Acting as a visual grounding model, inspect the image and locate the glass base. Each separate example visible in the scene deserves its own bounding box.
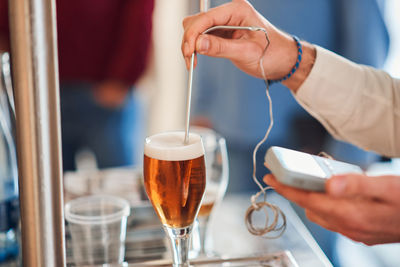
[163,225,193,267]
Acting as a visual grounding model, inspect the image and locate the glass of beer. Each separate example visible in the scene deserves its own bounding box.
[190,127,229,257]
[143,131,206,267]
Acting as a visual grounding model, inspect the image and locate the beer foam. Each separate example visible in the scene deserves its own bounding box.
[144,131,204,161]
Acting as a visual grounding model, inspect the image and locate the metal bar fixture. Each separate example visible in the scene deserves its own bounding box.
[8,0,66,266]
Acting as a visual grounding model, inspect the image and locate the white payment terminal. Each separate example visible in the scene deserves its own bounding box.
[265,146,363,191]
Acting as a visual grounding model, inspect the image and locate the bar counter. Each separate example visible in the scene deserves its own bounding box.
[64,169,333,267]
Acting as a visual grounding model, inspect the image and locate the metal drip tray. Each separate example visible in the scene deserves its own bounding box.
[128,251,298,266]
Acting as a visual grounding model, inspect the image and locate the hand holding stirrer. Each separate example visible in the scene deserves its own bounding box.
[183,24,286,238]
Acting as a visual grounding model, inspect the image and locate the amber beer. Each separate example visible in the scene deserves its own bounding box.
[198,184,219,217]
[144,132,206,228]
[198,201,214,217]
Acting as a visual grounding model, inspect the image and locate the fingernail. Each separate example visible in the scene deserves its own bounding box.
[197,36,210,54]
[329,176,347,196]
[183,42,189,56]
[185,57,190,69]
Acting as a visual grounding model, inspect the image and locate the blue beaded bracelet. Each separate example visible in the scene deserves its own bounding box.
[268,35,302,85]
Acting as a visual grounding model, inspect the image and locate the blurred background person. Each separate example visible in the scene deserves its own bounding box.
[191,0,389,265]
[0,0,154,171]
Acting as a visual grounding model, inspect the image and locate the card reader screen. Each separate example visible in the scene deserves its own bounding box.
[277,148,328,178]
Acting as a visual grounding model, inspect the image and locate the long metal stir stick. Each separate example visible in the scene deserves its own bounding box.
[183,0,208,145]
[184,53,195,144]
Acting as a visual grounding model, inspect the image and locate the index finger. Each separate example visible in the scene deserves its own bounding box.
[181,0,252,58]
[263,174,347,215]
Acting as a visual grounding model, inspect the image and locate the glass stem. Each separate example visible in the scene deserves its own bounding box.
[197,216,210,255]
[164,225,193,267]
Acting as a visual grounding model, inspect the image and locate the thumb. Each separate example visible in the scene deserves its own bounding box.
[196,34,257,61]
[327,174,400,200]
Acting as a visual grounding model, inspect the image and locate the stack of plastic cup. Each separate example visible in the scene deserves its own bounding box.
[65,195,130,266]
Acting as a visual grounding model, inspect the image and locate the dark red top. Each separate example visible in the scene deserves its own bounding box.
[0,0,154,86]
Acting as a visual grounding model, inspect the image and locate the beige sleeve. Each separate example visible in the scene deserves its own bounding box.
[294,46,400,158]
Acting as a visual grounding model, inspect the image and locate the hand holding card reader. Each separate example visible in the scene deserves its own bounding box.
[265,146,363,191]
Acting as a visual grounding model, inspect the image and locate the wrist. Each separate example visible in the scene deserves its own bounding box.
[262,31,297,80]
[268,36,302,85]
[282,41,316,92]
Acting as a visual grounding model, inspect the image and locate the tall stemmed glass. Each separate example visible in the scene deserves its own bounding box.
[191,127,229,257]
[143,131,206,267]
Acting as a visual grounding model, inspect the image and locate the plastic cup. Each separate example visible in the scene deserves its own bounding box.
[65,195,130,266]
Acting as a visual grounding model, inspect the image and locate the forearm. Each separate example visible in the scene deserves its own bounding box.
[295,46,400,157]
